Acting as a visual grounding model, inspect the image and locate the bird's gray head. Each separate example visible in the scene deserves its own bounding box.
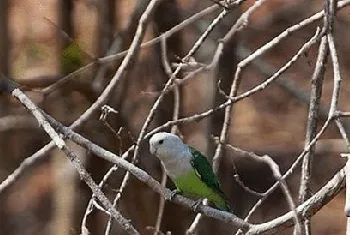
[149,132,187,160]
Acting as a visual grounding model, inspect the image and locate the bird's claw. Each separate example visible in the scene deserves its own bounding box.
[168,189,181,201]
[190,199,202,212]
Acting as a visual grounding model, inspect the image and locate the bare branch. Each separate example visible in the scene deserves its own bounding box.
[42,4,221,95]
[152,36,181,235]
[147,28,321,137]
[44,112,252,230]
[0,0,164,195]
[132,6,229,169]
[185,199,208,235]
[327,33,342,117]
[336,119,350,150]
[246,165,345,235]
[46,113,350,234]
[297,35,329,235]
[3,1,350,234]
[212,0,270,173]
[6,82,138,235]
[342,154,350,217]
[261,155,301,235]
[344,154,350,235]
[237,116,334,232]
[81,146,133,234]
[224,145,300,235]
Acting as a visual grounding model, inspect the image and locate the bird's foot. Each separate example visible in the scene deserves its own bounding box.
[190,199,203,212]
[168,189,181,201]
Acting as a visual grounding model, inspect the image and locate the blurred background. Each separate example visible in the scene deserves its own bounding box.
[0,0,350,234]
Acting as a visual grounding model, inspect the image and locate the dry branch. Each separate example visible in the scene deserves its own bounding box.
[0,79,138,235]
[0,0,163,194]
[297,35,329,235]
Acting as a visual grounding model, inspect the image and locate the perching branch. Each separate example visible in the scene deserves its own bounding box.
[0,78,139,235]
[42,104,346,234]
[0,0,164,195]
[2,1,350,234]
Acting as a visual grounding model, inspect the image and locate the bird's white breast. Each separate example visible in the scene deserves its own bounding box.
[159,149,193,179]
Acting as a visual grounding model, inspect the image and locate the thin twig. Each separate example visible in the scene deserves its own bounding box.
[219,144,269,197]
[46,110,347,234]
[261,155,302,235]
[327,34,342,117]
[136,9,229,233]
[185,199,208,235]
[224,144,301,234]
[42,4,220,95]
[233,174,265,197]
[336,119,350,150]
[132,7,229,172]
[103,151,134,235]
[147,28,321,138]
[44,114,253,231]
[296,35,329,235]
[0,0,163,195]
[212,0,270,173]
[152,36,182,235]
[2,0,350,198]
[8,83,138,235]
[235,117,334,235]
[81,146,133,235]
[343,154,350,235]
[246,164,345,235]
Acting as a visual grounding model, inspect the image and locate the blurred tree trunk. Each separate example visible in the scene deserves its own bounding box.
[0,3,11,235]
[0,0,10,153]
[96,0,116,56]
[60,0,74,49]
[0,0,9,76]
[93,0,150,102]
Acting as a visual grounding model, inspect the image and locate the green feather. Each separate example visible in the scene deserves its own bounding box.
[60,43,84,74]
[188,146,231,211]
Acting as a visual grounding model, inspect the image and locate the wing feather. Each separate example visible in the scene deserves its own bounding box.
[188,146,225,196]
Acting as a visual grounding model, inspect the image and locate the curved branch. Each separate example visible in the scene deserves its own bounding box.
[247,166,345,234]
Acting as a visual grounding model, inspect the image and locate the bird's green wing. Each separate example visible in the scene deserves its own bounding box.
[188,145,225,196]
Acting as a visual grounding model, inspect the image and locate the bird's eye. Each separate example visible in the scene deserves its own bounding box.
[158,139,164,144]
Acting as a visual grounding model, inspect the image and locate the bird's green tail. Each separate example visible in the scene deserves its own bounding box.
[213,197,231,212]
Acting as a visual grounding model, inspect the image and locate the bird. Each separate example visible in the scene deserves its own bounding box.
[149,132,231,211]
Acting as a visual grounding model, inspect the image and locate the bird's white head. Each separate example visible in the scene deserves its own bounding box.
[149,132,187,161]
